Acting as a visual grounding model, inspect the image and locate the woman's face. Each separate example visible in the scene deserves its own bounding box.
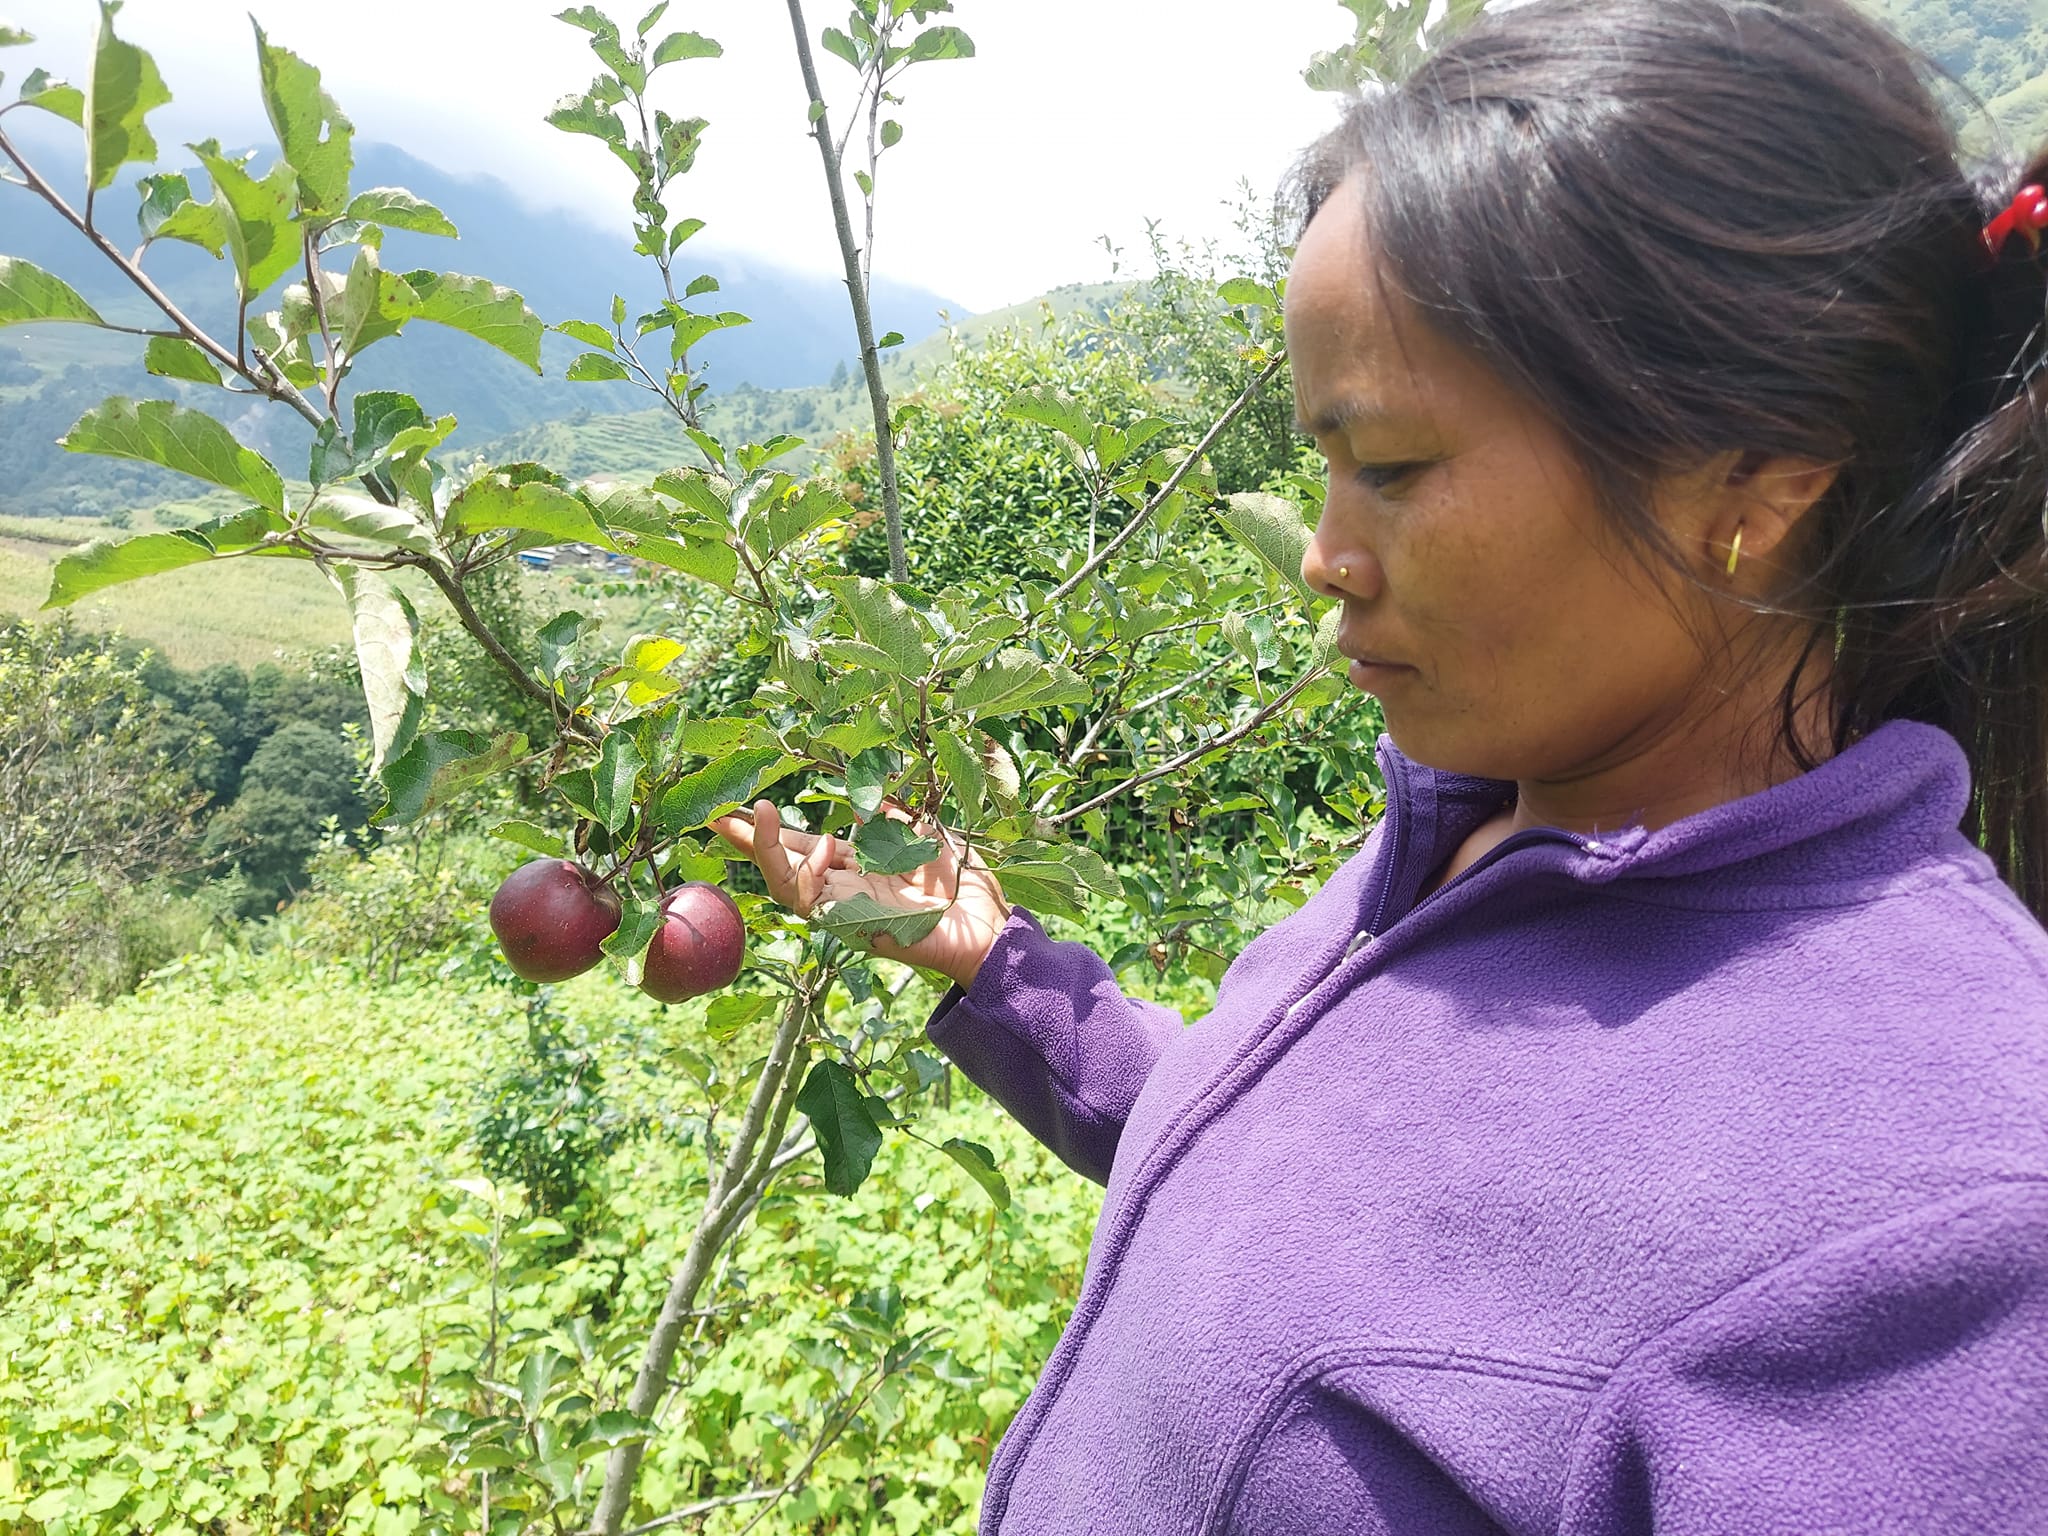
[1288,176,1729,786]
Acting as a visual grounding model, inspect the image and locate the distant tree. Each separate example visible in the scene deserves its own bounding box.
[829,357,851,390]
[0,623,207,1001]
[203,720,367,914]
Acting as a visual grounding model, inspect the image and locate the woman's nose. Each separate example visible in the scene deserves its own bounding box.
[1302,535,1378,602]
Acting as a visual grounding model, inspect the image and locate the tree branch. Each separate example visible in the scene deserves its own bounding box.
[1049,664,1327,827]
[586,986,818,1536]
[1041,353,1286,609]
[785,0,908,583]
[0,125,325,428]
[403,555,567,727]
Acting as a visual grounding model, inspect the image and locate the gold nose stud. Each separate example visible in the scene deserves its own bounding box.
[1339,565,1351,580]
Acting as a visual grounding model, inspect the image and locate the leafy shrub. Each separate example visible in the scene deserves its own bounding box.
[474,1000,641,1221]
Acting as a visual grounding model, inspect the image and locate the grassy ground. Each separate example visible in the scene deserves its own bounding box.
[1,944,1105,1534]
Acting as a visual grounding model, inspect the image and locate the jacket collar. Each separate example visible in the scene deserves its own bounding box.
[1371,718,1978,916]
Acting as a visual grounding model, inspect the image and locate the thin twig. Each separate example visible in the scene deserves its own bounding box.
[618,1488,781,1536]
[1040,353,1286,608]
[785,0,908,582]
[1049,665,1327,827]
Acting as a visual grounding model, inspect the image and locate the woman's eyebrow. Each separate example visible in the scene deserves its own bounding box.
[1295,397,1408,436]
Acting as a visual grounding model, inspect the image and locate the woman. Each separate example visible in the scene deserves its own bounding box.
[716,0,2048,1529]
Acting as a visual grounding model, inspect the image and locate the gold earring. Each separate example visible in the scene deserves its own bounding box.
[1725,527,1743,578]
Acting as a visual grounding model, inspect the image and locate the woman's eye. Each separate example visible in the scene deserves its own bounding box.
[1355,462,1424,493]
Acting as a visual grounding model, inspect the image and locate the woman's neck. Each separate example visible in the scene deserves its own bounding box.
[1509,647,1839,839]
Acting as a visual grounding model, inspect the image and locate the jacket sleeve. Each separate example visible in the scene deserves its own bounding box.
[923,906,1185,1185]
[1557,1180,2048,1536]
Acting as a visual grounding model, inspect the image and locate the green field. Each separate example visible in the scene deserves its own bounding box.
[1,945,1105,1533]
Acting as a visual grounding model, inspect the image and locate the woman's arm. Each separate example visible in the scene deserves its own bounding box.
[925,906,1184,1186]
[712,800,1182,1184]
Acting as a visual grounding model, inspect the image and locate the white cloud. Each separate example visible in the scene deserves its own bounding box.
[4,0,1352,311]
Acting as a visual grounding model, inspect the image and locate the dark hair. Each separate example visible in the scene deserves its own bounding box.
[1289,0,2048,920]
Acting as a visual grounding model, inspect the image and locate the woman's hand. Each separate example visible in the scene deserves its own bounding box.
[711,800,1012,990]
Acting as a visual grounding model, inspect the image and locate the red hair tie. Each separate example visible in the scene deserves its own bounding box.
[1983,183,2048,263]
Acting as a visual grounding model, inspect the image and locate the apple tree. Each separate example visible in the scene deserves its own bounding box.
[0,0,1471,1527]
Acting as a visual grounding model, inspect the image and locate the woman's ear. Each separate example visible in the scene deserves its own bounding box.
[1704,449,1840,576]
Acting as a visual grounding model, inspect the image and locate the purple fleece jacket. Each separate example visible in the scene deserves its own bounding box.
[923,719,2048,1535]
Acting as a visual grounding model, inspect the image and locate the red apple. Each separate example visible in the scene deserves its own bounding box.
[489,858,621,982]
[640,882,746,1003]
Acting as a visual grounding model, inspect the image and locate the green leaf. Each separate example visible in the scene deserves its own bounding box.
[140,334,222,385]
[905,24,973,61]
[851,817,939,876]
[303,490,436,553]
[767,483,848,552]
[939,1137,1010,1209]
[1217,277,1280,308]
[84,1,170,191]
[652,748,797,836]
[675,717,757,756]
[310,389,431,486]
[44,527,213,607]
[377,729,526,824]
[636,1,670,35]
[844,745,892,819]
[577,1411,656,1453]
[16,66,82,124]
[448,475,608,544]
[1216,492,1315,599]
[0,257,104,327]
[135,171,191,237]
[669,216,706,252]
[650,30,720,65]
[601,895,662,979]
[822,576,932,676]
[60,398,285,510]
[1002,383,1093,446]
[554,318,615,351]
[556,5,618,38]
[490,820,566,858]
[566,351,632,382]
[794,1061,884,1197]
[401,270,544,373]
[0,26,33,46]
[343,186,456,237]
[821,27,861,68]
[253,22,353,214]
[326,245,422,358]
[853,169,874,198]
[810,892,943,951]
[188,139,299,301]
[703,992,772,1043]
[146,191,230,256]
[950,647,1090,719]
[327,565,424,771]
[880,118,902,148]
[593,730,642,834]
[991,841,1121,921]
[932,731,986,823]
[547,87,627,148]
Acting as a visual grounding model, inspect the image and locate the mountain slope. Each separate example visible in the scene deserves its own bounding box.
[0,135,963,516]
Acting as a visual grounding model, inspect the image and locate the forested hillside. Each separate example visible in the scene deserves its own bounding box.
[1865,0,2048,138]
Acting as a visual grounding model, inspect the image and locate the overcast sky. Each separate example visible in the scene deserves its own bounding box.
[5,0,1360,312]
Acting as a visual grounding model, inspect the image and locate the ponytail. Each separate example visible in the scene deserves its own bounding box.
[1833,151,2048,917]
